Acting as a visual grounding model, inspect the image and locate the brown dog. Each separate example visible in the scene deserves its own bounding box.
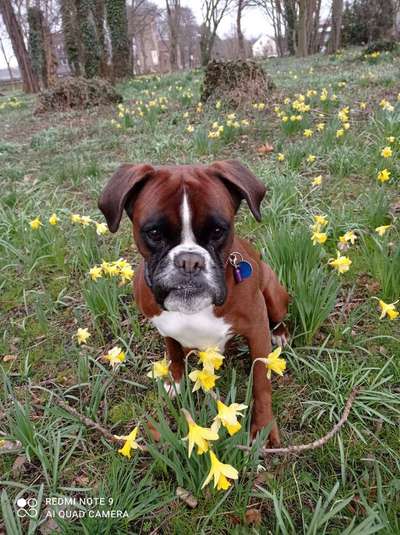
[99,160,289,445]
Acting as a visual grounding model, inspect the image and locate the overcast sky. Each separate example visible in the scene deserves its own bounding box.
[0,1,272,69]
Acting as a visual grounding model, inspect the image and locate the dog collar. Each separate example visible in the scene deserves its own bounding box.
[228,252,253,283]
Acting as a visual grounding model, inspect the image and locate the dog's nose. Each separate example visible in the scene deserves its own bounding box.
[174,252,205,274]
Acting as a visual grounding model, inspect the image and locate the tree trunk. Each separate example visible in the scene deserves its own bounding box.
[0,0,40,93]
[328,0,343,54]
[95,0,108,77]
[166,0,180,71]
[105,0,131,79]
[297,0,308,56]
[237,0,245,59]
[75,0,101,78]
[61,0,81,75]
[283,0,296,55]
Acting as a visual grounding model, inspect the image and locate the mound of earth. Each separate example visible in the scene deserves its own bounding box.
[35,77,122,113]
[201,59,274,106]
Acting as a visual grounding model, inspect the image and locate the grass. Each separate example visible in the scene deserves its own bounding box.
[0,47,399,533]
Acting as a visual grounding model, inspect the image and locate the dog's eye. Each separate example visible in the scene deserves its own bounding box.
[146,228,162,241]
[211,226,224,239]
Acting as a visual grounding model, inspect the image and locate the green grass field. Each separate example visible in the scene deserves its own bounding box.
[1,48,399,534]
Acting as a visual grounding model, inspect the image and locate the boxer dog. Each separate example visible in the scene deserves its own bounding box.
[99,160,289,445]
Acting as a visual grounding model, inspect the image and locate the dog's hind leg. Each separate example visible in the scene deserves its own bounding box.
[260,262,290,347]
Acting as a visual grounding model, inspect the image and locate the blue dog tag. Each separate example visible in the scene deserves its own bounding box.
[239,260,253,279]
[234,260,253,282]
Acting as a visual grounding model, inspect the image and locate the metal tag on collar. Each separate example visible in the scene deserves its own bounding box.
[228,252,253,283]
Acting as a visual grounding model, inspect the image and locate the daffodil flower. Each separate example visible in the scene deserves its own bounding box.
[377,169,391,183]
[76,327,91,345]
[312,175,323,186]
[264,347,286,379]
[117,427,139,458]
[89,266,103,281]
[103,346,126,368]
[381,147,392,158]
[147,357,169,379]
[201,451,238,491]
[189,368,219,392]
[375,225,391,236]
[198,347,224,371]
[339,231,357,245]
[181,409,219,457]
[30,217,42,230]
[96,222,108,235]
[328,251,352,274]
[49,213,58,225]
[377,299,399,320]
[307,154,316,163]
[101,260,120,276]
[119,264,134,283]
[71,214,82,223]
[311,232,327,245]
[277,153,285,161]
[212,400,247,436]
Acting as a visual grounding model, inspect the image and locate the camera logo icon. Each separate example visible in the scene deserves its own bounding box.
[16,497,38,518]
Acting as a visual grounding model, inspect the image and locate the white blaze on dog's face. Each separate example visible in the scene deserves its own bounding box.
[98,161,266,314]
[163,192,217,313]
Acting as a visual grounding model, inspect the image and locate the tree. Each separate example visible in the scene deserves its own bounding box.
[165,0,181,71]
[200,0,234,66]
[28,6,57,88]
[105,0,131,78]
[236,0,246,58]
[342,0,394,46]
[0,0,39,92]
[75,0,102,78]
[61,0,81,75]
[328,0,343,53]
[253,0,287,56]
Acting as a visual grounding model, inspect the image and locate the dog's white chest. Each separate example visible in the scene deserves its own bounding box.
[151,306,232,351]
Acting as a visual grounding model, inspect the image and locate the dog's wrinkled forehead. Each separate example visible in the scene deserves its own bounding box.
[133,166,236,230]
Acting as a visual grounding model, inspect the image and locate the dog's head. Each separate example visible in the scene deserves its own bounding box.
[98,161,266,313]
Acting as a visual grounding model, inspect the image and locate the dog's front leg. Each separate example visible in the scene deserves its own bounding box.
[248,330,281,447]
[164,337,185,397]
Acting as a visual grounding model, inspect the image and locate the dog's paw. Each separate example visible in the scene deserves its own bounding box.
[162,380,181,399]
[271,324,289,347]
[250,421,281,448]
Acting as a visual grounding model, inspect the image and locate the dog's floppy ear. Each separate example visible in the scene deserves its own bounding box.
[209,160,266,221]
[98,164,154,232]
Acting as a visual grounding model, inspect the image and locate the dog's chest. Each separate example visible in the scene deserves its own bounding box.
[151,307,232,351]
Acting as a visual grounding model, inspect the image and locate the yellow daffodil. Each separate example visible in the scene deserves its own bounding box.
[312,175,323,186]
[387,136,395,144]
[360,102,367,110]
[189,368,219,392]
[304,129,313,138]
[375,224,391,236]
[381,147,392,158]
[201,451,238,491]
[198,347,224,371]
[264,347,286,379]
[215,100,221,109]
[316,122,325,131]
[119,264,134,283]
[181,409,219,457]
[311,215,328,231]
[277,153,285,161]
[118,427,139,458]
[377,169,391,183]
[339,230,357,245]
[212,400,247,436]
[307,154,316,163]
[80,216,92,226]
[96,222,108,235]
[89,265,103,281]
[328,251,352,274]
[101,260,120,276]
[336,128,344,138]
[186,125,194,133]
[30,217,42,230]
[76,327,91,345]
[103,346,126,368]
[49,213,58,225]
[147,357,169,379]
[377,299,399,320]
[311,232,328,245]
[71,214,82,223]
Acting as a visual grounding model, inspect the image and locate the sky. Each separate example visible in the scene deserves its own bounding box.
[0,1,271,70]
